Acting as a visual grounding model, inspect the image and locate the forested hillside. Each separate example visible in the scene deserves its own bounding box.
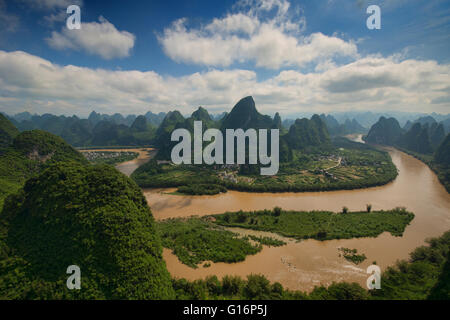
[0,114,19,154]
[0,117,88,208]
[0,162,174,299]
[364,116,449,192]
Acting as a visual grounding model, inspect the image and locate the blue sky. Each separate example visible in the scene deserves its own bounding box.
[0,0,449,117]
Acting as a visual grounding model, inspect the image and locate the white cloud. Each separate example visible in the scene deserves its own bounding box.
[158,0,357,69]
[46,16,135,60]
[0,50,449,117]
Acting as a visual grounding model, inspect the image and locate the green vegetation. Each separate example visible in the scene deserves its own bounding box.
[247,235,286,247]
[397,134,450,193]
[338,248,367,265]
[172,230,450,300]
[133,137,398,193]
[177,184,227,195]
[433,134,450,192]
[155,206,413,269]
[213,207,414,240]
[365,116,449,193]
[156,218,262,268]
[371,230,450,300]
[82,151,139,165]
[0,113,19,154]
[12,112,157,147]
[172,274,309,300]
[0,128,87,209]
[0,162,174,299]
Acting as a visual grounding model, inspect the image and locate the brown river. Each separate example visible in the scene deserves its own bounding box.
[113,140,450,292]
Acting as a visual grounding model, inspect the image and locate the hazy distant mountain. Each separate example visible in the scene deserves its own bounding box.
[131,115,149,132]
[282,119,295,129]
[60,119,93,147]
[320,114,340,134]
[211,112,227,121]
[13,111,33,122]
[364,117,403,145]
[404,116,437,131]
[144,111,166,127]
[319,114,366,136]
[88,111,103,126]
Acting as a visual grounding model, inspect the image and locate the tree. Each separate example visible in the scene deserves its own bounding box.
[273,206,282,217]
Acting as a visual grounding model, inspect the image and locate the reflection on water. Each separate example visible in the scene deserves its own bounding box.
[115,141,450,292]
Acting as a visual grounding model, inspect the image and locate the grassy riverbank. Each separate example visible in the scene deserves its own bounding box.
[157,218,264,268]
[132,140,398,194]
[157,207,414,269]
[213,207,414,240]
[172,230,450,300]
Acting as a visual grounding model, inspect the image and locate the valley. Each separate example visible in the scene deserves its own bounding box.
[1,103,449,299]
[107,140,450,292]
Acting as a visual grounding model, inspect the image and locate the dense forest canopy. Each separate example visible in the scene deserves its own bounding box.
[0,162,174,299]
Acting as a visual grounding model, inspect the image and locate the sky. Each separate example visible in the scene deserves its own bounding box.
[0,0,449,117]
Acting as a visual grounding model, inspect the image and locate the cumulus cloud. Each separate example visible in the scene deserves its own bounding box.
[158,0,357,69]
[0,50,449,117]
[46,16,135,60]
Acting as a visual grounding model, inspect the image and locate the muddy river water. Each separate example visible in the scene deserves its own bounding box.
[114,141,450,292]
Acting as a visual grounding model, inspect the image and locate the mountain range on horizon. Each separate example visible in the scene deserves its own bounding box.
[2,96,450,151]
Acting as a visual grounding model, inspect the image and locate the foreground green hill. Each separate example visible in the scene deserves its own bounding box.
[0,125,88,208]
[0,162,174,299]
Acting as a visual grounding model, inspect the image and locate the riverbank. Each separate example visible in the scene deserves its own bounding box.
[132,139,398,194]
[110,145,450,292]
[142,148,450,291]
[395,146,449,193]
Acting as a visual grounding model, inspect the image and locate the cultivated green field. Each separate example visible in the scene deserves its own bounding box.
[133,139,398,193]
